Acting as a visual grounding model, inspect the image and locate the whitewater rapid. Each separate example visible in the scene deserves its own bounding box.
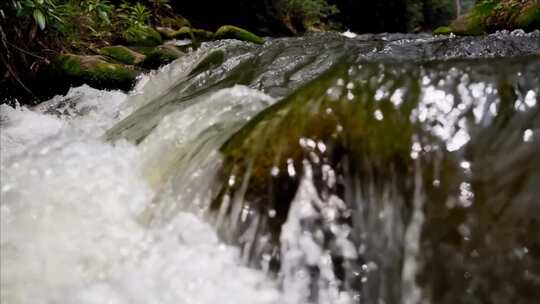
[0,80,280,303]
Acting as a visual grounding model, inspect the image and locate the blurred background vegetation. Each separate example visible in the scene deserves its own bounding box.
[1,0,537,103]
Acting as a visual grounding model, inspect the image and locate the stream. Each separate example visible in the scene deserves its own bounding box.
[1,31,540,304]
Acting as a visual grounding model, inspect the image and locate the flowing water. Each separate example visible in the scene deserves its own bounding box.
[1,31,540,304]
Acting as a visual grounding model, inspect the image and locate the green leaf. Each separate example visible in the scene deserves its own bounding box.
[34,9,46,30]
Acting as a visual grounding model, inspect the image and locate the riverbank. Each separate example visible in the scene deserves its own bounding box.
[435,0,540,35]
[0,1,270,105]
[1,0,538,105]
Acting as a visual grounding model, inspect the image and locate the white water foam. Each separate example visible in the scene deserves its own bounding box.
[0,83,280,303]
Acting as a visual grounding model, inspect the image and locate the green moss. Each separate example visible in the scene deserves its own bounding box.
[123,26,163,46]
[192,28,215,40]
[139,45,184,69]
[99,46,145,65]
[172,27,214,40]
[434,26,453,34]
[155,26,178,39]
[53,54,139,90]
[172,26,194,39]
[442,0,540,34]
[516,2,540,29]
[215,25,265,44]
[449,12,488,35]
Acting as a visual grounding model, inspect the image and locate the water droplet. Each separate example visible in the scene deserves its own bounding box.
[524,91,537,107]
[458,223,471,240]
[271,166,280,176]
[460,161,471,170]
[523,129,533,142]
[390,89,404,107]
[228,175,236,186]
[317,141,327,153]
[287,159,296,177]
[374,110,384,121]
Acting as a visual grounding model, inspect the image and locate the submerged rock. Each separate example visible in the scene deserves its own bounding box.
[210,57,540,303]
[50,54,139,91]
[215,25,265,44]
[99,46,146,65]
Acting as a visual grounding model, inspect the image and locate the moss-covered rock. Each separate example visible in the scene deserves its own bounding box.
[123,26,163,46]
[99,46,146,65]
[171,26,194,39]
[192,28,215,40]
[51,54,139,91]
[516,2,540,30]
[442,0,496,36]
[448,13,488,35]
[155,26,178,39]
[434,26,453,35]
[139,45,184,69]
[210,62,418,257]
[215,25,265,44]
[171,27,214,40]
[439,0,540,35]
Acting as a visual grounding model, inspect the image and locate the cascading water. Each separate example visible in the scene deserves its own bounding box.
[1,31,540,304]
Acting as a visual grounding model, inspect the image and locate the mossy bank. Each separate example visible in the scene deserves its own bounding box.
[435,0,540,35]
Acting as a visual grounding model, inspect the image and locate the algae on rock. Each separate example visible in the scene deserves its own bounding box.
[436,0,540,35]
[139,45,185,69]
[156,26,179,39]
[99,46,146,65]
[51,54,139,91]
[123,26,163,46]
[215,25,265,44]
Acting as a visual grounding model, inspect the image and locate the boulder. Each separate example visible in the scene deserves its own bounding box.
[192,28,215,40]
[433,26,453,35]
[156,26,178,39]
[172,27,214,40]
[122,26,163,46]
[99,46,146,65]
[51,54,139,91]
[139,45,184,69]
[214,25,265,44]
[172,26,194,39]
